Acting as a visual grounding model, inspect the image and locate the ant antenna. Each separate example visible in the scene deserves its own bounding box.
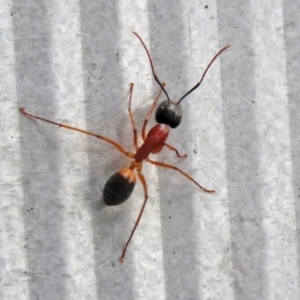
[177,45,230,104]
[132,31,170,102]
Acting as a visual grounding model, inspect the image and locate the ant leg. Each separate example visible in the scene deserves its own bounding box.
[164,143,187,158]
[20,108,135,159]
[146,158,215,194]
[119,171,148,263]
[141,83,166,141]
[127,83,139,150]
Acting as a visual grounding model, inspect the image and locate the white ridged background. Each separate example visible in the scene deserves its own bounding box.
[1,0,299,299]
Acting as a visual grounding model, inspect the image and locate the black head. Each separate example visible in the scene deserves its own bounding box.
[155,100,182,128]
[132,32,230,129]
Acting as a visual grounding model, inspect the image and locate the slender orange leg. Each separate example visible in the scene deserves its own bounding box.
[146,158,215,194]
[119,171,149,263]
[163,143,187,158]
[127,83,139,150]
[141,83,166,141]
[19,108,135,159]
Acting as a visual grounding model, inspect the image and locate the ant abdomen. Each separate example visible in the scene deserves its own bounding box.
[155,100,183,129]
[103,168,136,206]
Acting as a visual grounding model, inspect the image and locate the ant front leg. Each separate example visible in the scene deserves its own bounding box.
[127,83,139,150]
[163,142,187,158]
[141,83,166,141]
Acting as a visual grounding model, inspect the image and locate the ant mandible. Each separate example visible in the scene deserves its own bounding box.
[20,31,229,263]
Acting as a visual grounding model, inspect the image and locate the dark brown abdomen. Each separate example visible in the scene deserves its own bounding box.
[103,168,136,206]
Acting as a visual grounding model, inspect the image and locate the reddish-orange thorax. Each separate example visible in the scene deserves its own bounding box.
[134,124,169,162]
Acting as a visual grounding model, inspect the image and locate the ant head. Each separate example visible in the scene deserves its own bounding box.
[155,100,182,128]
[154,44,230,129]
[132,31,230,129]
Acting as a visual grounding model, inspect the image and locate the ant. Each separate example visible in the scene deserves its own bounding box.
[20,32,229,263]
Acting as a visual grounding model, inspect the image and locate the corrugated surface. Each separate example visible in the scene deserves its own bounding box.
[0,0,299,299]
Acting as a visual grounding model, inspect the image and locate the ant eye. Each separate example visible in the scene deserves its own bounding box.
[155,100,182,128]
